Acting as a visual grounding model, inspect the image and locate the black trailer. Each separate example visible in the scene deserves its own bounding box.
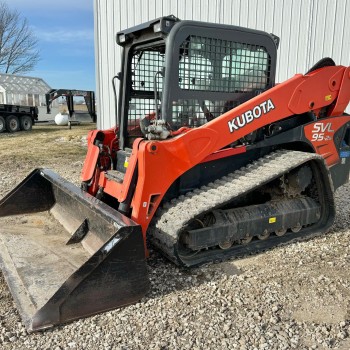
[0,104,38,133]
[45,89,97,129]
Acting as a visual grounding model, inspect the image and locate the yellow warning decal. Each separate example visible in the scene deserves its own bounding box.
[325,95,332,101]
[124,157,129,168]
[269,217,276,224]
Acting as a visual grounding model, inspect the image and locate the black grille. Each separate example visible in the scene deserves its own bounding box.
[170,98,251,128]
[170,36,270,129]
[179,36,270,93]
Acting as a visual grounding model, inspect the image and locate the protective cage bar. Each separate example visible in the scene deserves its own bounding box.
[127,34,271,136]
[0,169,149,331]
[128,49,165,136]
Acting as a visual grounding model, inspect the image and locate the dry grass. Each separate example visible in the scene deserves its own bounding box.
[59,103,89,113]
[0,123,96,193]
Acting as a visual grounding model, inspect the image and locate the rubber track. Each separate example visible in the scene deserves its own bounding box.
[149,150,326,266]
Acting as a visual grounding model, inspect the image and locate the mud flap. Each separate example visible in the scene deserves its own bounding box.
[0,169,150,331]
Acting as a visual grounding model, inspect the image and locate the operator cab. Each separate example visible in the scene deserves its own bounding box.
[116,16,278,148]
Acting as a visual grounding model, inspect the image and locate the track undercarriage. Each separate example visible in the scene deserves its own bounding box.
[150,150,335,267]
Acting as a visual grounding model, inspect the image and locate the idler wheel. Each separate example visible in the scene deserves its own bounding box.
[258,230,270,240]
[275,228,287,237]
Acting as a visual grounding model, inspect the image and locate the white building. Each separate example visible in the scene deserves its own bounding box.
[94,0,350,129]
[0,73,51,106]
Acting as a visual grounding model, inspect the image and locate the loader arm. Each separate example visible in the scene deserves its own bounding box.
[129,66,350,232]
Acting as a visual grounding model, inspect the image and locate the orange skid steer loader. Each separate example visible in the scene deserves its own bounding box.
[0,16,350,331]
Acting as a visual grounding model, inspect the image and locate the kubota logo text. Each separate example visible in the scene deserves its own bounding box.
[228,99,275,133]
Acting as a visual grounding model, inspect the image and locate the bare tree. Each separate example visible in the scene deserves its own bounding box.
[0,1,40,74]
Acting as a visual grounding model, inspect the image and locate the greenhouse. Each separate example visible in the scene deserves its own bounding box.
[0,73,51,106]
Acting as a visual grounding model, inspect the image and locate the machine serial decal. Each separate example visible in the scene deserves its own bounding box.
[228,99,275,133]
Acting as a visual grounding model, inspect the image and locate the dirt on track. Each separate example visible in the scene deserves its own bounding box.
[0,124,350,350]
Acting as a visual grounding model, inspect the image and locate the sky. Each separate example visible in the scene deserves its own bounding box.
[4,0,95,91]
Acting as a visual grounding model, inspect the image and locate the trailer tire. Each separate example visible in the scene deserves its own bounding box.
[6,115,20,133]
[0,116,5,133]
[20,115,33,131]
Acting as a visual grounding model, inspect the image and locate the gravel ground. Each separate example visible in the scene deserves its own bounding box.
[0,125,350,349]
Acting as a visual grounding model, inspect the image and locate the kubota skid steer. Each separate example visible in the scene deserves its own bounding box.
[0,16,350,331]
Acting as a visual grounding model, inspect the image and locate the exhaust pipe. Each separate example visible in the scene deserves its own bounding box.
[0,169,149,331]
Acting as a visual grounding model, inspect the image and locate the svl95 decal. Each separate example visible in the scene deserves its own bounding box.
[310,122,334,141]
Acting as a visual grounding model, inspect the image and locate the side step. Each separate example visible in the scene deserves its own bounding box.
[0,169,149,331]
